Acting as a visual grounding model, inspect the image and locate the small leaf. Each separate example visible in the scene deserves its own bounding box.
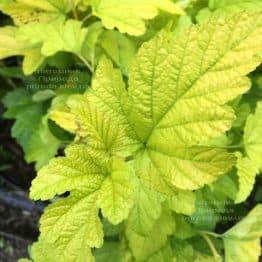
[32,89,56,102]
[48,119,75,142]
[18,20,89,56]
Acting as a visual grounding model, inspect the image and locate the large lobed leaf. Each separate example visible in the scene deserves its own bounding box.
[30,144,136,260]
[128,11,262,192]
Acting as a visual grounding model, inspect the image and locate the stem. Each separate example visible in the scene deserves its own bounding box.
[222,143,243,149]
[70,0,79,20]
[200,233,221,261]
[82,13,93,24]
[5,78,16,88]
[0,164,11,171]
[202,143,243,150]
[199,230,222,239]
[78,55,93,72]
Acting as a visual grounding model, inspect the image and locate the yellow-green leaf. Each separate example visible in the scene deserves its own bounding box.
[89,0,184,36]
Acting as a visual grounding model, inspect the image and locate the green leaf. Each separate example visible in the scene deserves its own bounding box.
[32,89,56,102]
[48,119,75,142]
[172,240,195,262]
[172,237,221,262]
[244,102,262,169]
[167,190,196,215]
[2,88,59,168]
[81,22,104,67]
[89,0,184,36]
[26,116,60,170]
[223,205,262,262]
[0,66,23,78]
[173,214,196,240]
[211,174,237,201]
[94,242,132,262]
[102,219,122,237]
[232,102,251,128]
[99,30,137,75]
[191,185,228,230]
[126,210,175,261]
[147,244,173,262]
[235,154,258,203]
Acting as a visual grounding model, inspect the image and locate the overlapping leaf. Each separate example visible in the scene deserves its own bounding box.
[17,19,89,57]
[126,210,175,261]
[88,0,184,35]
[235,154,258,203]
[2,89,60,169]
[223,204,262,262]
[0,26,45,74]
[244,102,262,169]
[235,102,262,203]
[0,0,70,25]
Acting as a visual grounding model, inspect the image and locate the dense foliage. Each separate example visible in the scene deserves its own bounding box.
[0,0,262,261]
